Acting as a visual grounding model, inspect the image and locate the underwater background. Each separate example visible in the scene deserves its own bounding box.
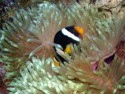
[0,0,125,94]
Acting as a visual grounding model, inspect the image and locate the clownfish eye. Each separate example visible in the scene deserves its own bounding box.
[53,25,84,65]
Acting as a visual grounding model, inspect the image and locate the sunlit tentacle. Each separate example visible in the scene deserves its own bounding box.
[29,41,63,58]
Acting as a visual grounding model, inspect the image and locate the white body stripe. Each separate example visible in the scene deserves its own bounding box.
[61,28,80,41]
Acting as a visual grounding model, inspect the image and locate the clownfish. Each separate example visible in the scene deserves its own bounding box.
[53,26,84,66]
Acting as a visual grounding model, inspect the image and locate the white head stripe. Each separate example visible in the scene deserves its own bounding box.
[61,28,80,41]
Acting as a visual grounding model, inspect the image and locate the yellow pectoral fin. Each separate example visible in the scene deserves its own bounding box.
[64,45,72,55]
[53,58,60,67]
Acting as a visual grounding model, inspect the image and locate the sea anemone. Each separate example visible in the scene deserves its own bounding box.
[8,57,85,94]
[0,1,68,81]
[0,0,125,94]
[80,14,125,62]
[64,2,125,63]
[8,55,125,94]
